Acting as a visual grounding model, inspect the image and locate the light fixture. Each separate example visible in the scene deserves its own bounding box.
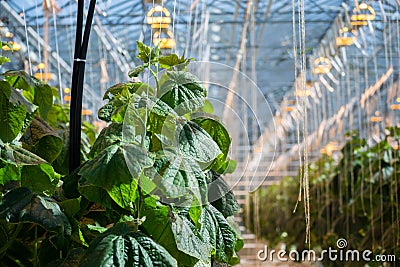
[2,41,21,51]
[391,98,400,110]
[34,72,53,81]
[320,141,340,156]
[146,5,172,29]
[37,62,46,70]
[5,32,14,38]
[294,89,311,97]
[144,0,163,3]
[285,98,296,112]
[64,95,71,102]
[351,3,375,27]
[313,57,332,74]
[370,111,383,122]
[336,27,357,47]
[64,87,71,94]
[153,30,176,49]
[82,109,93,116]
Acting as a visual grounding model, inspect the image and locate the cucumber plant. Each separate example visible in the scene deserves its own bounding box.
[0,42,243,266]
[246,129,400,263]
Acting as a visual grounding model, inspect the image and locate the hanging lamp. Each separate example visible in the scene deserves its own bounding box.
[313,57,332,74]
[336,26,357,47]
[370,111,383,122]
[391,98,400,110]
[320,141,340,156]
[285,98,296,112]
[146,5,172,28]
[153,30,176,49]
[351,3,375,27]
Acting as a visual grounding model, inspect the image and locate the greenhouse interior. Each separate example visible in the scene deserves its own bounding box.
[0,0,399,266]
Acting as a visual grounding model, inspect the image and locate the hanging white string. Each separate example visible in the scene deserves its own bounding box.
[67,0,75,68]
[185,3,193,56]
[292,0,303,212]
[299,0,310,245]
[52,5,63,104]
[394,0,400,248]
[23,6,33,75]
[35,0,42,77]
[171,0,177,53]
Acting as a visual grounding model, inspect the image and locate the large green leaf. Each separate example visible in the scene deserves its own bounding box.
[172,210,213,263]
[192,118,231,160]
[9,85,37,114]
[58,197,89,247]
[3,70,53,119]
[158,71,207,115]
[159,54,191,70]
[53,128,92,175]
[79,222,177,267]
[79,144,131,189]
[177,120,221,164]
[0,187,71,236]
[103,82,153,100]
[78,178,115,210]
[21,164,59,195]
[140,198,212,266]
[147,151,208,204]
[0,161,21,186]
[21,117,62,162]
[201,206,243,264]
[192,118,234,173]
[0,56,10,66]
[107,179,139,210]
[46,104,69,128]
[3,70,36,93]
[89,123,123,158]
[136,41,159,64]
[79,143,154,190]
[33,83,53,119]
[135,95,177,135]
[1,144,47,165]
[98,103,113,122]
[0,81,28,142]
[0,80,12,99]
[206,171,239,218]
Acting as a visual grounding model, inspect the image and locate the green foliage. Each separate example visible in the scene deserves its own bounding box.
[246,130,400,265]
[0,80,36,142]
[0,56,10,66]
[0,44,241,266]
[0,187,71,237]
[79,222,177,267]
[158,71,207,116]
[3,70,53,120]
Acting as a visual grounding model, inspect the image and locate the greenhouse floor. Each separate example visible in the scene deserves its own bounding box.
[234,188,317,267]
[237,228,320,266]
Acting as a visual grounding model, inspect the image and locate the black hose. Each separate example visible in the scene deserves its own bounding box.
[69,0,97,174]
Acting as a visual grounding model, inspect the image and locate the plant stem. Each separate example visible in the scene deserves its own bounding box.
[0,223,22,255]
[5,254,25,267]
[33,225,38,267]
[136,177,142,222]
[149,66,160,92]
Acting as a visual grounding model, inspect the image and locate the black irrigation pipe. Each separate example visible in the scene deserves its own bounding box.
[69,0,97,174]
